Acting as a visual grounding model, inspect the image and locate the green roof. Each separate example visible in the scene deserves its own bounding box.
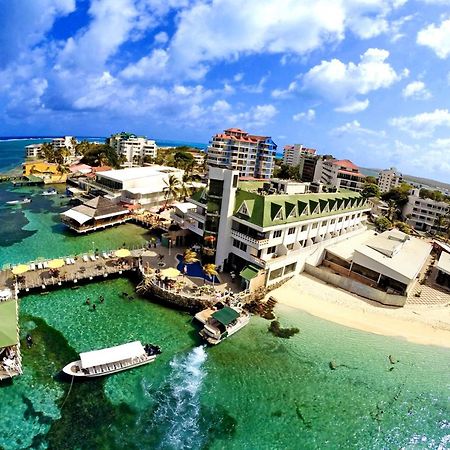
[190,188,207,204]
[233,189,367,228]
[0,300,18,347]
[240,265,260,281]
[212,307,240,326]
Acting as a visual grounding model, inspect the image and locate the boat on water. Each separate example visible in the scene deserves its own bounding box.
[62,341,161,378]
[41,188,57,196]
[196,306,250,345]
[6,197,32,205]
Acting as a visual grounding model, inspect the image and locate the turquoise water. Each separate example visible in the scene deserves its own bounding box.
[0,157,449,448]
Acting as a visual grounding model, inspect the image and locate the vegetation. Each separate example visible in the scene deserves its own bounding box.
[273,163,302,181]
[419,188,450,203]
[40,142,71,165]
[153,146,204,174]
[361,183,380,199]
[181,249,198,266]
[393,221,412,234]
[374,216,392,232]
[364,176,377,184]
[163,174,182,207]
[268,320,299,339]
[80,143,119,168]
[202,263,218,285]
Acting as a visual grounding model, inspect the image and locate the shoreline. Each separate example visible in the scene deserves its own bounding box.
[270,273,450,349]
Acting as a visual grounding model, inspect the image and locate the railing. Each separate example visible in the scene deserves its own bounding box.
[230,229,269,246]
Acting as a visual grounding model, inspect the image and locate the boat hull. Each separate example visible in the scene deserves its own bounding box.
[200,315,250,345]
[62,356,157,378]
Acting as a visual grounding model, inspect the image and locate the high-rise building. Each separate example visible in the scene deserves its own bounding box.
[52,136,76,154]
[282,144,316,166]
[378,168,403,193]
[314,158,365,192]
[108,132,157,167]
[206,128,277,179]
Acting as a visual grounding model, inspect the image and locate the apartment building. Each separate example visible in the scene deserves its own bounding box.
[183,167,369,288]
[206,128,277,179]
[314,158,365,192]
[282,144,316,166]
[108,132,157,167]
[52,136,76,153]
[403,189,450,233]
[25,144,43,158]
[378,168,402,193]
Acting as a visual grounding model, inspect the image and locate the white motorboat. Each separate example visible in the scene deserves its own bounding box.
[62,341,161,378]
[41,188,57,196]
[198,306,250,345]
[6,197,32,205]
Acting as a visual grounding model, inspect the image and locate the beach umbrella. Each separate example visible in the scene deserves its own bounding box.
[12,264,29,275]
[142,250,157,257]
[160,267,181,279]
[47,259,65,269]
[115,249,131,258]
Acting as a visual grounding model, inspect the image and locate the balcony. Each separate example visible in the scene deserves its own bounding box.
[186,210,206,223]
[230,229,269,248]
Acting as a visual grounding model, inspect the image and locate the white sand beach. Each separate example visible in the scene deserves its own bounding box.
[270,273,450,349]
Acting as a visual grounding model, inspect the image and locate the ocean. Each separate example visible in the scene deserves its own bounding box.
[0,140,449,449]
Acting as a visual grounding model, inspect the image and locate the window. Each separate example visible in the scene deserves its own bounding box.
[232,239,247,252]
[267,246,276,254]
[284,262,296,275]
[288,227,296,235]
[312,222,318,229]
[287,243,294,250]
[273,230,282,238]
[338,217,343,223]
[301,224,308,232]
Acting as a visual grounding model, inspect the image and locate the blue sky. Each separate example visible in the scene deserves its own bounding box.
[1,0,450,181]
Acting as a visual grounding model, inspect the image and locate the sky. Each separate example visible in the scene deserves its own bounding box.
[0,0,450,181]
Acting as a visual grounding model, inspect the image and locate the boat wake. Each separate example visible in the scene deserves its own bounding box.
[152,346,208,450]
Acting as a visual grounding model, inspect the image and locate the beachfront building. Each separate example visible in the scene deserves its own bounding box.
[52,136,76,154]
[206,128,277,179]
[108,132,157,167]
[403,189,450,233]
[378,168,402,193]
[435,251,450,289]
[282,144,316,166]
[25,144,43,159]
[0,290,22,380]
[187,150,206,167]
[322,229,432,299]
[314,158,365,193]
[61,196,130,233]
[184,167,370,289]
[77,165,184,208]
[22,161,68,184]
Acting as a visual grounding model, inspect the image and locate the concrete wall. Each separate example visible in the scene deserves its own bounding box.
[305,264,407,307]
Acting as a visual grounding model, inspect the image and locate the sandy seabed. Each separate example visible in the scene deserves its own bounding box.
[270,273,450,349]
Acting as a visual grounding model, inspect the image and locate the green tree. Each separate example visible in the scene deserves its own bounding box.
[393,221,411,234]
[361,183,380,199]
[163,174,181,207]
[365,176,378,184]
[202,263,218,286]
[41,142,56,162]
[374,216,392,232]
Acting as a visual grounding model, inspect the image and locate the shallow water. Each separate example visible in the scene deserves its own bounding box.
[0,151,448,449]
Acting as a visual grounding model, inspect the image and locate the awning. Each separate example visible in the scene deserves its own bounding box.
[0,300,18,347]
[80,341,145,369]
[240,265,260,281]
[436,252,450,276]
[212,307,240,326]
[61,208,92,225]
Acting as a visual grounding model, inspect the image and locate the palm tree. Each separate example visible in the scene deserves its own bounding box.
[163,175,181,208]
[181,249,198,276]
[386,199,397,222]
[179,173,193,201]
[202,263,218,287]
[96,152,109,167]
[41,142,55,162]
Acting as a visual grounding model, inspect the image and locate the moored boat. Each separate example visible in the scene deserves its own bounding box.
[41,188,57,196]
[197,306,250,345]
[6,197,32,205]
[62,341,161,377]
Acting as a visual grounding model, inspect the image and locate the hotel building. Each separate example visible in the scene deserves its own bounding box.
[182,167,370,288]
[25,144,43,158]
[314,158,365,193]
[52,136,76,154]
[108,132,157,167]
[403,189,450,233]
[206,128,277,179]
[378,168,402,193]
[282,144,316,166]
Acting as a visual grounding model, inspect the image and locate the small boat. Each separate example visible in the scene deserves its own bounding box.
[6,197,32,205]
[197,306,250,345]
[62,341,161,378]
[42,188,57,196]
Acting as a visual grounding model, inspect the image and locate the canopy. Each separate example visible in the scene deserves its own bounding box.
[0,288,12,300]
[115,249,131,258]
[160,267,180,278]
[0,300,18,347]
[12,264,29,275]
[240,265,260,281]
[212,307,240,326]
[61,208,92,225]
[80,341,145,369]
[48,259,65,269]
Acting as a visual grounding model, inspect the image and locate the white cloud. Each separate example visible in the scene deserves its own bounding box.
[390,109,450,138]
[121,49,169,80]
[211,100,231,113]
[154,31,169,44]
[402,81,431,100]
[417,19,450,59]
[331,120,385,136]
[165,0,404,77]
[272,81,298,99]
[292,109,315,122]
[303,48,403,113]
[234,73,244,82]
